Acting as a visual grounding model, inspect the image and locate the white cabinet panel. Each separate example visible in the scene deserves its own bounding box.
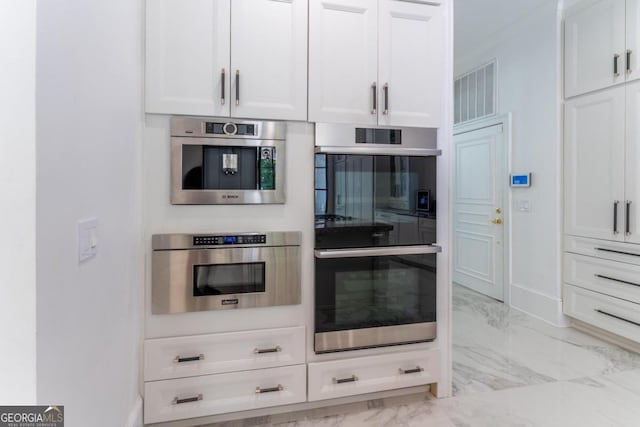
[564,284,640,343]
[564,235,640,265]
[626,80,640,243]
[564,0,625,98]
[308,350,439,401]
[564,86,625,241]
[309,0,378,125]
[378,0,442,127]
[627,0,640,82]
[144,364,306,424]
[231,0,307,121]
[146,0,231,116]
[144,326,305,381]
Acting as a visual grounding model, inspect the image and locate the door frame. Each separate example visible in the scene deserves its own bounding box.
[453,113,512,303]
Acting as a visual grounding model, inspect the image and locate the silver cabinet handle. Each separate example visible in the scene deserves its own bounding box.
[614,201,620,234]
[626,201,632,235]
[172,394,203,405]
[399,366,424,375]
[371,82,377,114]
[315,245,442,259]
[614,54,621,77]
[253,346,282,354]
[383,83,389,115]
[255,384,283,394]
[595,274,640,288]
[595,309,640,327]
[627,50,633,74]
[173,354,205,363]
[221,68,226,105]
[235,70,240,106]
[333,375,358,384]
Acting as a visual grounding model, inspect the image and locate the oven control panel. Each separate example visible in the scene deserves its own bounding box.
[193,234,267,246]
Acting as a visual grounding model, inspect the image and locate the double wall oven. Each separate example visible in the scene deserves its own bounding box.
[314,124,440,353]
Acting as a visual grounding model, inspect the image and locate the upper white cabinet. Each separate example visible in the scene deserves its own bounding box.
[146,0,307,120]
[309,0,443,127]
[564,0,640,98]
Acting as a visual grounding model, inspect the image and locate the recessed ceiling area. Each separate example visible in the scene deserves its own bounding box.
[454,0,555,56]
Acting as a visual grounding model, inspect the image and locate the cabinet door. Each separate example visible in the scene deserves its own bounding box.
[626,80,640,242]
[231,0,307,121]
[146,0,231,116]
[378,1,442,128]
[627,0,640,82]
[309,0,378,125]
[564,0,625,98]
[564,86,625,241]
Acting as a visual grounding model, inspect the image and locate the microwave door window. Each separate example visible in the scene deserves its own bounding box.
[193,262,266,296]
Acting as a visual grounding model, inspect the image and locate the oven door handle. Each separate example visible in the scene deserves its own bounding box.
[314,245,441,259]
[314,146,442,157]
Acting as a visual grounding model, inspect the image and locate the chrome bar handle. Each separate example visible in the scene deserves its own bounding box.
[595,247,640,257]
[172,394,203,405]
[235,70,240,106]
[614,201,620,234]
[173,354,205,363]
[221,68,226,105]
[333,375,358,384]
[253,346,282,354]
[383,83,389,115]
[371,82,377,114]
[626,201,632,235]
[627,50,633,74]
[315,245,442,259]
[595,274,640,288]
[399,366,424,375]
[614,54,621,77]
[255,384,283,394]
[595,309,640,327]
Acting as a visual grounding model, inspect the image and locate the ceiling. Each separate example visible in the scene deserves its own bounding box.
[454,0,553,56]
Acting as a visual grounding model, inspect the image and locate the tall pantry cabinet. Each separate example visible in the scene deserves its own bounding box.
[563,0,640,346]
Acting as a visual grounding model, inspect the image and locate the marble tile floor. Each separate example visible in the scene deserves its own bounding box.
[210,284,640,427]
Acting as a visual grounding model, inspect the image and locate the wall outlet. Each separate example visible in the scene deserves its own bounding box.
[78,218,98,263]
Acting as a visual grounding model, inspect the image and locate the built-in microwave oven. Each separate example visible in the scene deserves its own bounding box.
[170,117,286,205]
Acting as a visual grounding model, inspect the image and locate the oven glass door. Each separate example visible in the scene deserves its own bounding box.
[315,252,436,339]
[315,154,436,249]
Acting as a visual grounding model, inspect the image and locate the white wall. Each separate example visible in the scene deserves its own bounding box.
[455,0,566,325]
[0,0,37,404]
[35,0,143,425]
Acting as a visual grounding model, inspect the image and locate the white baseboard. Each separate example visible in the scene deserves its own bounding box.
[510,283,571,327]
[126,395,143,427]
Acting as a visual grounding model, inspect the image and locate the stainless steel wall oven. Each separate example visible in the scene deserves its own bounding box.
[314,124,440,353]
[170,117,286,205]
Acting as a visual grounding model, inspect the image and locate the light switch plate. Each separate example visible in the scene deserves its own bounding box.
[78,218,98,263]
[515,200,531,213]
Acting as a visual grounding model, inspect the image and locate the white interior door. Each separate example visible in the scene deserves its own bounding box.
[231,0,307,121]
[308,0,378,125]
[453,125,506,301]
[145,0,231,116]
[378,0,442,128]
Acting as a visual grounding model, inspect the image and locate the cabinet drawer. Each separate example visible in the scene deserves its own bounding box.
[144,326,305,381]
[564,284,640,344]
[144,364,306,424]
[564,235,640,266]
[308,350,439,402]
[564,253,640,305]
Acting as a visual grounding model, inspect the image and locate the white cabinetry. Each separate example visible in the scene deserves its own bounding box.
[146,0,307,120]
[309,0,443,127]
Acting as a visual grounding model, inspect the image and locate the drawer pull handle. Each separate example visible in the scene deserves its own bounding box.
[333,375,358,384]
[172,394,203,405]
[595,247,640,257]
[595,309,640,327]
[254,346,282,354]
[399,366,424,375]
[255,384,283,394]
[594,274,640,288]
[173,354,205,363]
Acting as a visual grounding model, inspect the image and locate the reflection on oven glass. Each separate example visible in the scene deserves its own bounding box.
[193,262,266,296]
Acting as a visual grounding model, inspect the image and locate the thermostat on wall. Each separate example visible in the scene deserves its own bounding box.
[510,173,531,188]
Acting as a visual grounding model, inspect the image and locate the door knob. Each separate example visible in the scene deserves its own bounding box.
[491,218,503,225]
[495,208,502,214]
